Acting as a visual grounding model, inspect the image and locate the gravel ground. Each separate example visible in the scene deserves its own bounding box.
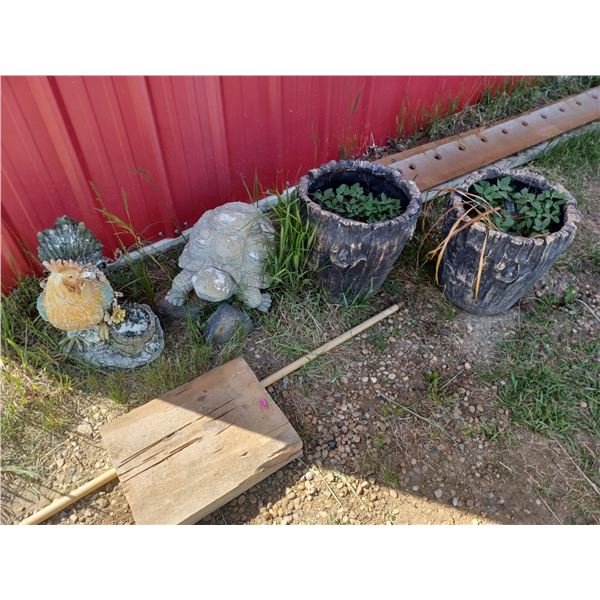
[4,274,598,526]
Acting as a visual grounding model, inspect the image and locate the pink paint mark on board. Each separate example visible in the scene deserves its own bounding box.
[257,398,269,410]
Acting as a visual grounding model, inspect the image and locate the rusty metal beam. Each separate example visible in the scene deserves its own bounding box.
[375,86,600,191]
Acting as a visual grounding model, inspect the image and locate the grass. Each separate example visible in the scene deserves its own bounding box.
[426,370,443,405]
[379,465,399,489]
[265,189,317,293]
[532,127,600,276]
[536,127,600,179]
[534,127,600,207]
[480,295,599,444]
[369,330,387,351]
[1,277,71,440]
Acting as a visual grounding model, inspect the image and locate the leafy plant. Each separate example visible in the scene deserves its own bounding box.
[313,182,404,223]
[423,176,567,301]
[471,176,566,236]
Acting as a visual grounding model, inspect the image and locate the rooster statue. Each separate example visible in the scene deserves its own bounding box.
[36,215,163,368]
[37,259,123,343]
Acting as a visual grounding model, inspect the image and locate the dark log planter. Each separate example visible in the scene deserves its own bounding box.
[297,160,422,303]
[439,167,581,315]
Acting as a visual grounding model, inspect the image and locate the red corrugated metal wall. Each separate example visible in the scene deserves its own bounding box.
[1,76,507,290]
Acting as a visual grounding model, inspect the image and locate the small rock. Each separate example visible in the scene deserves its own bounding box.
[95,497,109,509]
[204,303,253,346]
[76,422,93,437]
[305,471,314,481]
[464,362,472,370]
[434,488,443,499]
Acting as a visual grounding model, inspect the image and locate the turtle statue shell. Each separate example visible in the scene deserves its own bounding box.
[164,202,275,311]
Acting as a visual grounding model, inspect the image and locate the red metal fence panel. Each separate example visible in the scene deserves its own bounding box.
[1,76,507,290]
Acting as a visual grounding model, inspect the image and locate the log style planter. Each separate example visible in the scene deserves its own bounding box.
[439,167,581,315]
[297,160,422,303]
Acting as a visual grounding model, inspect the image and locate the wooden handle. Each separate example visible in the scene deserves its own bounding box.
[20,302,400,525]
[20,468,119,525]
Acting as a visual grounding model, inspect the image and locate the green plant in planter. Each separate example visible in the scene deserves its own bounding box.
[471,176,566,236]
[313,182,404,224]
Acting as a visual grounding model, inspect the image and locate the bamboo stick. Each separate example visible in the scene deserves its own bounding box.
[20,468,119,525]
[20,303,400,525]
[259,303,400,387]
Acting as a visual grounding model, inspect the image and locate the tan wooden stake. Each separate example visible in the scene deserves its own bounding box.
[20,302,400,525]
[20,468,119,525]
[259,302,400,387]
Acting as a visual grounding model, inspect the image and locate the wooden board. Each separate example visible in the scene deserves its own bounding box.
[100,357,302,524]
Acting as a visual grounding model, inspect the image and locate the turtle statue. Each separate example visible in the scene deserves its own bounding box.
[164,202,275,312]
[36,215,164,369]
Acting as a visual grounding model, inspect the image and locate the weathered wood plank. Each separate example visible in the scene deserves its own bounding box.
[100,357,302,524]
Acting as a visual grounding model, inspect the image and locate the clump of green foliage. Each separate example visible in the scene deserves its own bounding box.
[313,182,405,223]
[266,190,317,292]
[470,176,566,236]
